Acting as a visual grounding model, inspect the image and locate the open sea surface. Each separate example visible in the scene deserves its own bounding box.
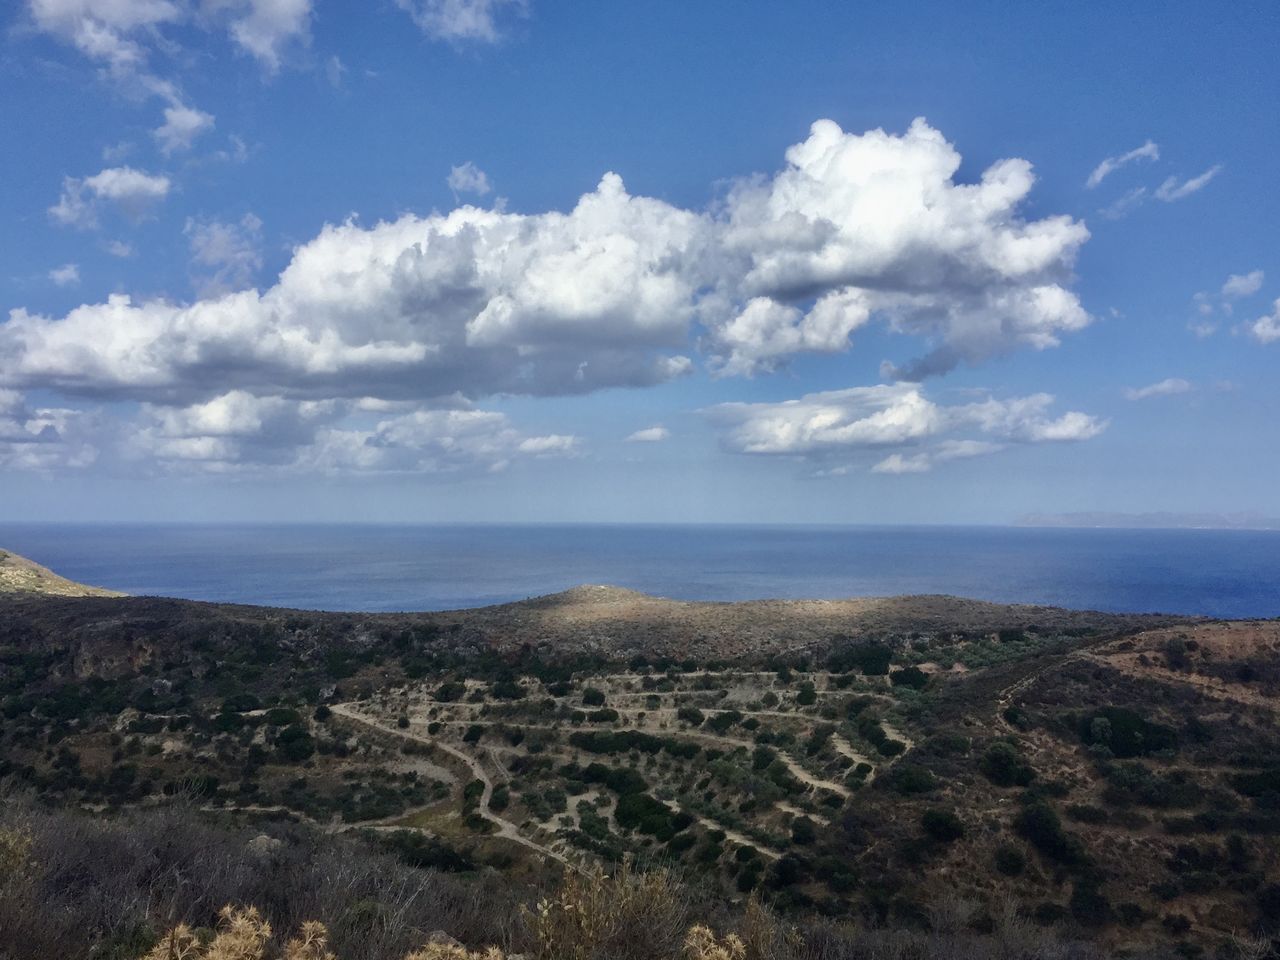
[1,523,1277,618]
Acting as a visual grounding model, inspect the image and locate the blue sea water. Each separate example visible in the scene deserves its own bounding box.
[0,523,1277,619]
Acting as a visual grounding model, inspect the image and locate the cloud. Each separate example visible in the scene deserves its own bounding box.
[104,239,134,258]
[1250,299,1280,345]
[707,118,1090,378]
[1086,140,1159,189]
[1191,268,1266,334]
[395,0,527,42]
[302,408,576,475]
[28,0,183,76]
[154,104,215,154]
[0,389,99,470]
[48,263,80,287]
[709,384,1104,469]
[324,54,346,88]
[122,390,579,474]
[447,161,492,197]
[5,119,1099,473]
[184,212,263,295]
[1222,269,1264,300]
[23,119,1089,399]
[49,166,171,229]
[1124,377,1193,401]
[1155,165,1222,202]
[8,172,702,406]
[869,452,930,474]
[625,425,670,443]
[206,0,313,71]
[870,440,1004,474]
[1097,186,1148,221]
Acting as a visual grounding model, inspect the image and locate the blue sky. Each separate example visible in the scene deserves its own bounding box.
[1,0,1277,524]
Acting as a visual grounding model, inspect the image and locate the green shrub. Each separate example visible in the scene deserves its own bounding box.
[275,724,314,763]
[435,681,466,702]
[1078,707,1177,758]
[921,808,965,843]
[980,741,1036,787]
[264,707,301,727]
[706,710,743,733]
[890,667,928,690]
[884,764,936,796]
[994,842,1026,876]
[614,792,686,840]
[1014,801,1087,867]
[856,715,905,757]
[677,706,704,726]
[582,687,606,707]
[221,693,260,713]
[829,643,892,676]
[791,817,817,845]
[491,680,526,700]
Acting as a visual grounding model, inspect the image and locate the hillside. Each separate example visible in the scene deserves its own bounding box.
[1,551,1276,960]
[0,548,124,598]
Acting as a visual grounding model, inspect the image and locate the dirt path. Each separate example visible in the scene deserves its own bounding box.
[828,733,877,781]
[776,801,829,827]
[660,799,780,860]
[331,703,571,867]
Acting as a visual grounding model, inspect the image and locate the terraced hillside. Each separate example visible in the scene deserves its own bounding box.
[2,551,1277,957]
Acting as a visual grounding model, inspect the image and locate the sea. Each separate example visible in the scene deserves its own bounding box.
[1,523,1277,619]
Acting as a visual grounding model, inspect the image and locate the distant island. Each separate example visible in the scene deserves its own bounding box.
[1017,510,1280,531]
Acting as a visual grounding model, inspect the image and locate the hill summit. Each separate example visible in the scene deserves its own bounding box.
[0,548,124,598]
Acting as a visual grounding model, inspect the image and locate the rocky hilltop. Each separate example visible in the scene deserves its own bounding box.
[0,548,124,598]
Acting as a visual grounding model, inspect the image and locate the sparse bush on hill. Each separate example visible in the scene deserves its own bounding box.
[676,707,704,727]
[889,667,928,690]
[1078,707,1177,758]
[979,741,1035,788]
[1014,800,1088,868]
[920,809,964,844]
[827,642,893,676]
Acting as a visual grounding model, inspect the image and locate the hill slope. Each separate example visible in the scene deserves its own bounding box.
[0,548,124,597]
[2,552,1276,957]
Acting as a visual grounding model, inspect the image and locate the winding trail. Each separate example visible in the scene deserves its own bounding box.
[331,702,571,867]
[660,798,781,860]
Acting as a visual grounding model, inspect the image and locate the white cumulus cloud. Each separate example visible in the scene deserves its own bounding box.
[184,212,263,295]
[1250,299,1280,345]
[709,383,1104,473]
[48,263,81,287]
[0,389,99,469]
[708,118,1090,379]
[9,172,702,406]
[1222,270,1264,300]
[447,161,492,197]
[49,166,171,229]
[5,118,1101,474]
[204,0,313,71]
[625,425,670,443]
[396,0,526,42]
[154,103,215,154]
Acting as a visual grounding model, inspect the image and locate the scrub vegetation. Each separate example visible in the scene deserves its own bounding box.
[1,555,1278,958]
